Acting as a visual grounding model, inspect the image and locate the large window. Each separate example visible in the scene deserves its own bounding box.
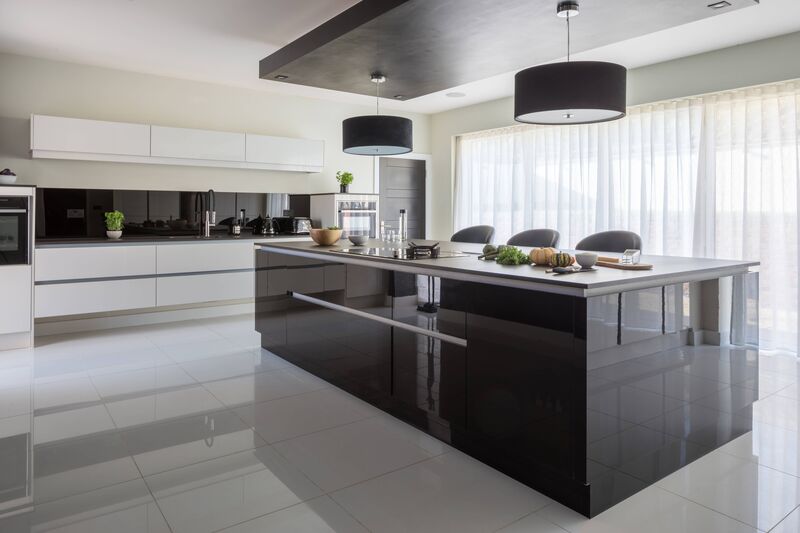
[454,80,799,352]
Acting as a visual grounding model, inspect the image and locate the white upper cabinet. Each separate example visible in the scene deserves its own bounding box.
[30,115,323,173]
[151,126,246,162]
[246,134,324,171]
[31,115,150,157]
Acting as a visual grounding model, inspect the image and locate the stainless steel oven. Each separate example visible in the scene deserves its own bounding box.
[0,196,30,265]
[337,196,378,238]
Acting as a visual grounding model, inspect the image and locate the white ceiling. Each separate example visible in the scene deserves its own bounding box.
[1,0,799,115]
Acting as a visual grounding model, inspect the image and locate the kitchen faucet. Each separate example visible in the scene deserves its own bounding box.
[195,189,216,237]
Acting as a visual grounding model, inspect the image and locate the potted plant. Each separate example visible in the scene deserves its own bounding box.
[336,171,354,193]
[104,210,125,239]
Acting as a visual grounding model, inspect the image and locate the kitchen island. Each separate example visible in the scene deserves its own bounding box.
[254,239,759,517]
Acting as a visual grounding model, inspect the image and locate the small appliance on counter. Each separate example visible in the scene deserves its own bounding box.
[273,216,312,235]
[0,186,34,350]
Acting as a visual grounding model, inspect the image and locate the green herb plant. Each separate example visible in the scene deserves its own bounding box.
[104,210,125,231]
[335,171,354,186]
[327,226,341,230]
[495,245,531,266]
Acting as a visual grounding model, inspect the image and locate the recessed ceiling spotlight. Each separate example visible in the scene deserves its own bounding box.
[446,92,466,98]
[394,95,405,99]
[274,74,288,80]
[707,0,731,8]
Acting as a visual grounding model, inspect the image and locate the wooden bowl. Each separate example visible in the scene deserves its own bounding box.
[310,228,342,246]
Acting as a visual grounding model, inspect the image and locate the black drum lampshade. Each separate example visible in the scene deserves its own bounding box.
[342,115,413,156]
[514,61,627,125]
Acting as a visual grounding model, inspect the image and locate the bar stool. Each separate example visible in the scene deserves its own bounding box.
[507,229,560,248]
[575,230,642,253]
[450,225,495,244]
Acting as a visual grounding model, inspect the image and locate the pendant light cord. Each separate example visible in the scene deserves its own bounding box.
[566,12,570,62]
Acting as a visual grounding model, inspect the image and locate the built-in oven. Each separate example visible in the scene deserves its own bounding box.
[338,196,378,238]
[0,196,30,265]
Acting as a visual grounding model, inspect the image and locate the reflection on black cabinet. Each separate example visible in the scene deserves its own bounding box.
[392,280,467,438]
[256,251,392,402]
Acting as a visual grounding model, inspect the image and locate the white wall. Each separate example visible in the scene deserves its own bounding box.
[428,31,800,240]
[0,53,430,194]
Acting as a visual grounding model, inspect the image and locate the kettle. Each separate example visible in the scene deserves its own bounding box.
[254,215,277,235]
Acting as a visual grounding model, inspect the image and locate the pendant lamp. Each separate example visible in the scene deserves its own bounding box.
[514,1,626,125]
[343,74,413,155]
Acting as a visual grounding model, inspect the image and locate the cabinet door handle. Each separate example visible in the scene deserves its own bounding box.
[289,291,467,347]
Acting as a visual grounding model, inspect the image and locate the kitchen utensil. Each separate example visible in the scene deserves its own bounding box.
[596,260,653,270]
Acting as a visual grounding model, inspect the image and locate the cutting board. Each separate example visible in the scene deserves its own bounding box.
[596,259,653,271]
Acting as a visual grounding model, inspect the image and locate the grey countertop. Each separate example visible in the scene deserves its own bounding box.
[36,234,311,248]
[256,239,759,297]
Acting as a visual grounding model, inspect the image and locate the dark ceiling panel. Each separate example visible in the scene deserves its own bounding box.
[259,0,757,100]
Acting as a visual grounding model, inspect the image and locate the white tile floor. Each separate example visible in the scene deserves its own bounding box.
[1,315,800,531]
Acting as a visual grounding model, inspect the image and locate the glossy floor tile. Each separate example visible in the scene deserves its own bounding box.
[202,366,330,407]
[657,449,800,531]
[90,364,195,399]
[121,409,267,476]
[104,385,224,428]
[538,485,758,533]
[145,447,323,533]
[331,451,552,533]
[33,432,141,503]
[233,387,376,443]
[274,415,445,491]
[2,316,800,532]
[216,496,368,533]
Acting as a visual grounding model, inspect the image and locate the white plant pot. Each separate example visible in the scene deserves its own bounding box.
[106,230,122,239]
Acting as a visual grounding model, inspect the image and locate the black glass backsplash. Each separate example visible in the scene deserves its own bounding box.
[35,188,306,238]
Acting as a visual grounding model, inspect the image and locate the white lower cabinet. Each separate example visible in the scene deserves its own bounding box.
[157,271,253,307]
[0,266,32,334]
[35,279,156,318]
[34,240,307,318]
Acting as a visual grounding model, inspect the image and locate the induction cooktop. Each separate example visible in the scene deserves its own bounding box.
[335,246,469,261]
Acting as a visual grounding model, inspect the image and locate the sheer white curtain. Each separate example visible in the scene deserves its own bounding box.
[454,80,800,352]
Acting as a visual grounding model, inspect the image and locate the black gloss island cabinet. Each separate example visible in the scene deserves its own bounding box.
[254,241,759,517]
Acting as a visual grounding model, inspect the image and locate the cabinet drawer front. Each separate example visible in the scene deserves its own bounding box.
[156,242,254,274]
[35,246,156,282]
[35,279,156,318]
[31,115,151,156]
[151,126,245,162]
[157,271,253,307]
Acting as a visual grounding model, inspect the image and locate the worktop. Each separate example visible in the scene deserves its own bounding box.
[256,239,758,297]
[36,234,310,248]
[255,241,760,517]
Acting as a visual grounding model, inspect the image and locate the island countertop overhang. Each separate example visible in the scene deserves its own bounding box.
[255,240,758,298]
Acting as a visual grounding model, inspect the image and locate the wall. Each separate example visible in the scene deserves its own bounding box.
[428,31,800,240]
[0,53,430,195]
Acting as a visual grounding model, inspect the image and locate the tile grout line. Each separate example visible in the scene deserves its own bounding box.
[655,482,778,532]
[766,504,800,533]
[489,504,569,533]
